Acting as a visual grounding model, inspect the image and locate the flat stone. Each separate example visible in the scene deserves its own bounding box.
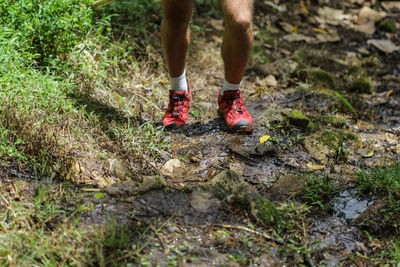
[270,174,309,196]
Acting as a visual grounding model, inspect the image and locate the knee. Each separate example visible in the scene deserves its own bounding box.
[163,2,192,28]
[224,13,253,35]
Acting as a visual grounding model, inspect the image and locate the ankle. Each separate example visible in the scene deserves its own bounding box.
[170,70,188,92]
[221,79,241,95]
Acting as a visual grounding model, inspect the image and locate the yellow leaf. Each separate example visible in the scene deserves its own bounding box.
[306,163,325,170]
[313,28,328,34]
[386,89,393,98]
[300,2,309,14]
[292,26,298,32]
[160,77,169,84]
[259,135,271,144]
[361,149,374,158]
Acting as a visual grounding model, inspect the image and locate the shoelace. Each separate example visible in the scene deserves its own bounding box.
[170,94,186,118]
[222,93,244,115]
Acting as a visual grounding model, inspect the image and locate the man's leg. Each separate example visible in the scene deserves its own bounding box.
[220,0,254,84]
[161,0,193,78]
[218,0,254,133]
[161,0,194,127]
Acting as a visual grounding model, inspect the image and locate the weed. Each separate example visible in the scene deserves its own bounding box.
[304,175,338,211]
[357,164,400,198]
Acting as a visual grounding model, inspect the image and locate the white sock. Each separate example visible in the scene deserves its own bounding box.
[221,79,241,95]
[170,70,188,92]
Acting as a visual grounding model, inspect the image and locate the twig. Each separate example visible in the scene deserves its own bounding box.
[214,224,284,245]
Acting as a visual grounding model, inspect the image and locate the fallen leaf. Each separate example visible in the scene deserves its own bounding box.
[357,6,386,25]
[264,1,287,12]
[306,163,325,170]
[300,2,309,14]
[381,1,400,11]
[361,149,374,158]
[317,7,351,26]
[160,77,169,84]
[367,39,400,53]
[386,89,394,98]
[283,33,316,43]
[260,135,271,144]
[313,28,328,34]
[94,192,105,199]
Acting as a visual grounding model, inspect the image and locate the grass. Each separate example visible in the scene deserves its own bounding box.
[0,180,154,266]
[356,164,400,264]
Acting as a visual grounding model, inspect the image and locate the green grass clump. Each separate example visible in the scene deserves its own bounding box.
[349,77,375,94]
[357,164,400,198]
[356,164,400,236]
[304,175,338,211]
[0,182,146,266]
[0,0,93,64]
[378,19,397,33]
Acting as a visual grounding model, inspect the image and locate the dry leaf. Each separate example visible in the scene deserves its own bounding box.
[260,135,271,144]
[367,39,400,53]
[313,28,328,34]
[361,149,374,158]
[381,1,400,11]
[386,89,394,98]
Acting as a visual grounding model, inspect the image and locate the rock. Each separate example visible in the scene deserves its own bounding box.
[270,174,309,197]
[304,130,342,163]
[349,77,375,94]
[260,109,285,127]
[105,185,122,196]
[228,161,244,176]
[135,175,164,194]
[281,109,315,130]
[266,75,278,87]
[208,170,244,193]
[107,158,131,180]
[353,199,387,225]
[249,143,277,157]
[258,253,281,267]
[190,191,220,213]
[160,159,187,179]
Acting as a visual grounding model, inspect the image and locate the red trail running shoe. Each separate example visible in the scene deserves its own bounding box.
[218,89,253,133]
[162,83,192,127]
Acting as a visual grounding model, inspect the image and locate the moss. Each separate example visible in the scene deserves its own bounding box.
[317,130,343,151]
[378,19,397,33]
[349,77,375,94]
[290,110,308,120]
[281,109,315,130]
[296,68,336,90]
[324,89,356,113]
[347,65,365,76]
[316,114,347,128]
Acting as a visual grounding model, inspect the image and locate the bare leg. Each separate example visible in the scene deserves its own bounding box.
[161,0,194,77]
[220,0,254,84]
